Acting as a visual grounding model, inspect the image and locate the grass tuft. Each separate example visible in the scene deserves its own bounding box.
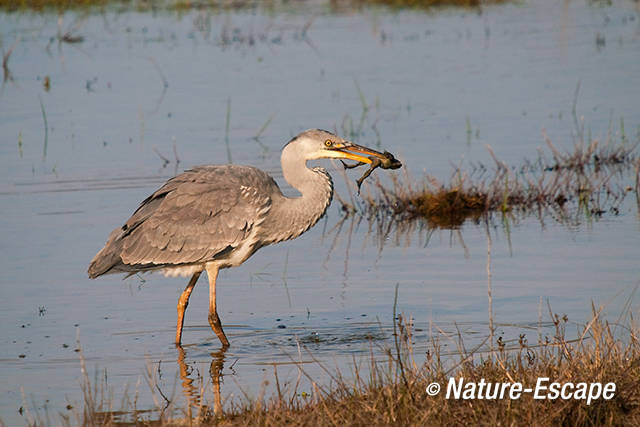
[25,299,632,425]
[218,302,640,426]
[347,131,639,229]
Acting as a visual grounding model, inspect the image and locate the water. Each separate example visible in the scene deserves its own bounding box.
[1,0,639,423]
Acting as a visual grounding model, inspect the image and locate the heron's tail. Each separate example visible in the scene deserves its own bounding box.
[88,254,112,278]
[88,228,124,278]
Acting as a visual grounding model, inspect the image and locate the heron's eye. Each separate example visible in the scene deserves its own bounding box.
[324,139,333,147]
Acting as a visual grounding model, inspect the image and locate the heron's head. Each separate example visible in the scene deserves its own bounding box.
[284,129,391,164]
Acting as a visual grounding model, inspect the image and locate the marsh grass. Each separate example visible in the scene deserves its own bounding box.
[222,304,640,426]
[347,132,639,230]
[0,0,254,12]
[1,0,108,11]
[353,0,511,9]
[0,0,511,13]
[29,298,639,425]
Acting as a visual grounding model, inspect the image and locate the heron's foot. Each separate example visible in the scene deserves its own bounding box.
[208,312,230,348]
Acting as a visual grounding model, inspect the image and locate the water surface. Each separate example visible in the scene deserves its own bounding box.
[1,0,639,423]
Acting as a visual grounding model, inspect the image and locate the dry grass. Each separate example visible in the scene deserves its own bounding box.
[52,300,638,426]
[16,297,635,425]
[213,301,640,426]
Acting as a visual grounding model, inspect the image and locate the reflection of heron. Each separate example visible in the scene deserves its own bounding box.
[88,129,395,346]
[176,345,200,418]
[177,345,225,418]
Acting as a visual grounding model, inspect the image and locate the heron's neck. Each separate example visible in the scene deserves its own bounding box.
[270,151,333,243]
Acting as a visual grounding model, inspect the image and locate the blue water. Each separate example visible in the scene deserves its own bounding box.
[1,0,639,423]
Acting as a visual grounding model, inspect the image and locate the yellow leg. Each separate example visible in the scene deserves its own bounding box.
[205,264,230,348]
[175,271,201,345]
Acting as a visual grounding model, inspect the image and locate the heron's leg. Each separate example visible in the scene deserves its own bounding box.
[175,271,202,345]
[205,264,230,348]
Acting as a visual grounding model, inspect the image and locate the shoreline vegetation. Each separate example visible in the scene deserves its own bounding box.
[213,302,640,426]
[18,298,640,425]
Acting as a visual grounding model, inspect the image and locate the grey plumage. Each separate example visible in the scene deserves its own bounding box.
[88,129,396,346]
[88,165,277,277]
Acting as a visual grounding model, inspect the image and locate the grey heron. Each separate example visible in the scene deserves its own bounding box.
[88,129,399,347]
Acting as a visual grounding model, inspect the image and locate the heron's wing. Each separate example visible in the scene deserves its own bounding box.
[118,166,275,266]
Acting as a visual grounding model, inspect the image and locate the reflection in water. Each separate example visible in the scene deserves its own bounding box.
[209,349,225,417]
[323,214,358,303]
[176,345,226,419]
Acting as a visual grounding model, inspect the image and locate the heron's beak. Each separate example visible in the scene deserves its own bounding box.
[330,142,390,164]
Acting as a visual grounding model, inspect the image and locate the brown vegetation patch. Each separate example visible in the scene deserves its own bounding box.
[346,133,639,230]
[354,0,510,9]
[0,0,512,13]
[403,187,487,228]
